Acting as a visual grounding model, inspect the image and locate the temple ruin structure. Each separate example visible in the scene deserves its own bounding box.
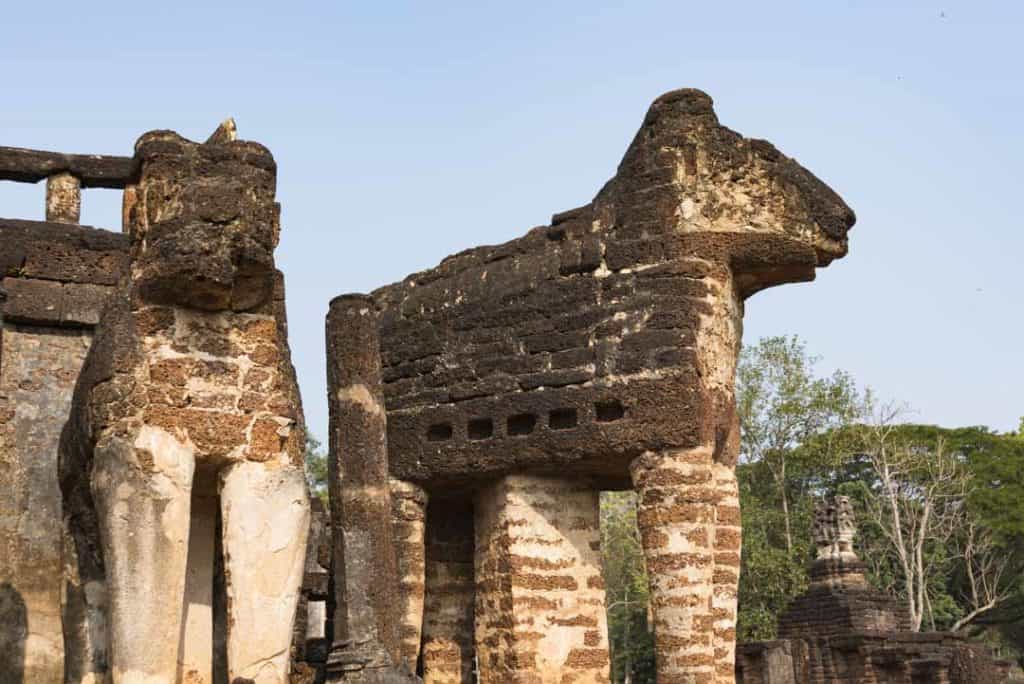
[735,496,1011,684]
[325,88,856,683]
[1,147,132,683]
[1,88,863,684]
[1,125,311,683]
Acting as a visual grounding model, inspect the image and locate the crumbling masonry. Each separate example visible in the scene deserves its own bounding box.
[326,88,855,684]
[735,496,1010,684]
[1,88,857,684]
[2,124,310,683]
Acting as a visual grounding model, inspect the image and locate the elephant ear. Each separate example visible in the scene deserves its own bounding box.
[205,118,237,145]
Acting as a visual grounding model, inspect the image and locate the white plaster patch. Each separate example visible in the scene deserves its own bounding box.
[133,425,195,482]
[680,197,697,219]
[336,383,383,417]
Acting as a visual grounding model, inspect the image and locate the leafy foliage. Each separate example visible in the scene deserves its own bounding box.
[601,491,656,683]
[304,433,329,505]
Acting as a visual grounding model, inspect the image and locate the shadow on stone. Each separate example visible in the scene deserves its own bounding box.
[0,583,27,684]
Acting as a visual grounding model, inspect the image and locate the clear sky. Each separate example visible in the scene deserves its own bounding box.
[3,1,1021,441]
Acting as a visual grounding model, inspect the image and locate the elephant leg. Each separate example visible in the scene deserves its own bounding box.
[219,461,309,684]
[91,427,195,683]
[631,447,716,684]
[711,463,740,683]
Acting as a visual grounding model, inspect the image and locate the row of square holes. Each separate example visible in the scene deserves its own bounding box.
[427,400,625,442]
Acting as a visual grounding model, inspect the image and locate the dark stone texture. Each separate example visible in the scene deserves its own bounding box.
[368,88,855,492]
[2,278,63,324]
[777,558,912,640]
[0,219,128,285]
[736,502,1007,683]
[2,278,116,329]
[325,295,416,682]
[123,131,279,311]
[0,324,93,683]
[0,146,135,189]
[738,634,1008,684]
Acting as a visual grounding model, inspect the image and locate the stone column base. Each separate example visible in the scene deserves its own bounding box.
[474,475,611,683]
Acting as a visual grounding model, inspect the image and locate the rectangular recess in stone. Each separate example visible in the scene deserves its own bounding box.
[595,400,625,423]
[507,413,537,436]
[548,407,578,430]
[467,417,494,440]
[427,423,453,442]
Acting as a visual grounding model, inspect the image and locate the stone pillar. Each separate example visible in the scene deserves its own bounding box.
[421,500,475,684]
[474,475,610,683]
[45,172,81,223]
[325,294,413,682]
[632,447,733,684]
[712,463,742,682]
[391,478,428,671]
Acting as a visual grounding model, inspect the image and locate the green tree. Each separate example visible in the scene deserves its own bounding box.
[830,420,1022,652]
[601,491,655,683]
[736,336,862,554]
[734,336,863,640]
[305,433,328,505]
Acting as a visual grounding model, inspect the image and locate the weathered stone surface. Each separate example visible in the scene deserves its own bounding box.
[293,497,332,680]
[0,145,135,188]
[778,495,910,641]
[58,123,310,683]
[2,277,63,324]
[1,278,115,328]
[474,476,610,683]
[325,296,417,683]
[736,498,1008,684]
[391,479,428,670]
[0,324,92,684]
[124,129,280,311]
[336,88,855,683]
[60,283,114,327]
[0,212,125,682]
[372,89,853,494]
[0,218,128,285]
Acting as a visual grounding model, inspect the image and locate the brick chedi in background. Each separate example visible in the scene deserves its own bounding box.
[325,88,857,684]
[777,496,910,640]
[735,496,1009,684]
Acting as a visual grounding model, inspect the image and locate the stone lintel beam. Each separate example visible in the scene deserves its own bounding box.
[0,145,135,188]
[325,294,415,682]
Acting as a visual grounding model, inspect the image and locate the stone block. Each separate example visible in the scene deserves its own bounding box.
[2,277,62,324]
[61,283,113,327]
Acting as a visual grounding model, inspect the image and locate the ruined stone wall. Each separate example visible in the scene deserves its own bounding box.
[736,497,1009,684]
[0,219,127,683]
[473,476,610,683]
[736,634,1008,684]
[352,89,855,684]
[372,204,708,489]
[293,498,332,682]
[371,91,853,494]
[0,326,91,682]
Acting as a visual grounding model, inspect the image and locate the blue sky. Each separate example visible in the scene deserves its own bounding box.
[3,1,1021,441]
